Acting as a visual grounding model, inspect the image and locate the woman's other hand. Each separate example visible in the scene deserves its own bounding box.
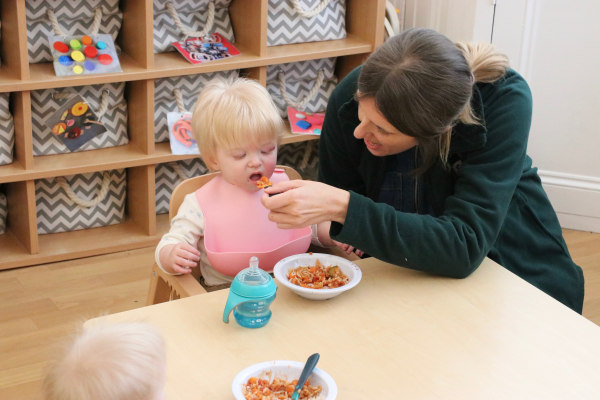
[159,243,201,274]
[333,240,364,258]
[261,180,350,229]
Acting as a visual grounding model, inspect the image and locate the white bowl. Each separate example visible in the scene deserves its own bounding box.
[232,360,337,400]
[273,253,362,300]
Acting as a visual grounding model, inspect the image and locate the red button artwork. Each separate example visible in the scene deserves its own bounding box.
[53,41,69,53]
[84,45,98,58]
[51,34,120,76]
[97,54,113,65]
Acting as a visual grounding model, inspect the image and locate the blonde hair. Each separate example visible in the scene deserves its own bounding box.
[358,28,509,172]
[43,322,166,400]
[191,77,284,170]
[455,41,510,125]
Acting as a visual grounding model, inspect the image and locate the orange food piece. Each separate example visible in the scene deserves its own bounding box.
[255,176,273,189]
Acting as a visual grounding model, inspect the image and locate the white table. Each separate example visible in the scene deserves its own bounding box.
[88,257,600,399]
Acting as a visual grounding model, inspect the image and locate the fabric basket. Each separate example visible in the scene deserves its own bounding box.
[278,141,319,181]
[153,0,235,53]
[35,169,126,234]
[26,0,122,64]
[154,70,239,142]
[267,0,346,46]
[0,93,14,166]
[31,82,128,156]
[0,189,7,235]
[155,159,208,214]
[266,57,338,118]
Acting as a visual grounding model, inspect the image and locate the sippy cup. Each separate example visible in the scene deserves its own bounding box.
[223,256,277,328]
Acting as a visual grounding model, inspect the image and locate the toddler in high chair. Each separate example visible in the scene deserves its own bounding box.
[43,322,167,400]
[155,77,334,287]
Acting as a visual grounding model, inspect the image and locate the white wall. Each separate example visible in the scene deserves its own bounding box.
[403,0,600,232]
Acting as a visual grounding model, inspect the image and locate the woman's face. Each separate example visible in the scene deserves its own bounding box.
[354,96,418,157]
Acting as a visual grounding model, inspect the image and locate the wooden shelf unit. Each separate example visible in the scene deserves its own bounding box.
[0,0,385,270]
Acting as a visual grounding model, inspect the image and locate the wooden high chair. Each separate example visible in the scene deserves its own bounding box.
[146,166,302,305]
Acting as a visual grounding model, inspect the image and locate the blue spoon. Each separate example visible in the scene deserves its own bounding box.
[291,353,320,400]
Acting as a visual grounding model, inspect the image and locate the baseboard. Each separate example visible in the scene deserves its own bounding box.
[538,170,600,233]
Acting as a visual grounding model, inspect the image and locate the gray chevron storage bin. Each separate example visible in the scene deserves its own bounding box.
[0,189,6,235]
[153,0,235,53]
[0,93,14,166]
[35,169,126,234]
[266,57,338,118]
[267,0,346,46]
[154,70,239,142]
[31,82,128,156]
[155,159,208,214]
[26,0,122,64]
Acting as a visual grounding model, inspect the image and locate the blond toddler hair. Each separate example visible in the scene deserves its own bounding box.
[191,77,284,170]
[43,322,166,400]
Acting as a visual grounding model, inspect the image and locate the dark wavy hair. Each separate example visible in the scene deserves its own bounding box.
[357,28,508,173]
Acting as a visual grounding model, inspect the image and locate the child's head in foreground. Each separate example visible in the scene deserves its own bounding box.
[43,322,166,400]
[191,77,284,192]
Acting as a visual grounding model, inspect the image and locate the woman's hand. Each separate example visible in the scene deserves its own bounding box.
[261,180,350,229]
[159,243,201,274]
[332,240,364,258]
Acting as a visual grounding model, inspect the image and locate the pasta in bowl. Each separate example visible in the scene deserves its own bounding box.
[273,253,362,300]
[232,360,337,400]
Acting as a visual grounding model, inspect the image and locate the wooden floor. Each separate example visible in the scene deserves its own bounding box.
[1,229,599,399]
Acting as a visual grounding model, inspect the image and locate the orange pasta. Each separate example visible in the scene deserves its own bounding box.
[255,176,273,189]
[242,372,323,400]
[288,259,349,289]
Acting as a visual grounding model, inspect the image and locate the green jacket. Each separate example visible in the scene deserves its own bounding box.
[320,67,584,313]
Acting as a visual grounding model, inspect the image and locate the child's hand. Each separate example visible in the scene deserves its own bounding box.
[333,240,364,258]
[159,243,201,274]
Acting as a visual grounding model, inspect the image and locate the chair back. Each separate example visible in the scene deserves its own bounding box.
[168,165,302,221]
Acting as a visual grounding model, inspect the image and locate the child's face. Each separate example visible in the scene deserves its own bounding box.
[213,140,278,191]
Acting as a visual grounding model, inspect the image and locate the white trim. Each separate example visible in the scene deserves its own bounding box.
[518,0,540,77]
[555,214,600,233]
[538,170,600,191]
[538,170,600,233]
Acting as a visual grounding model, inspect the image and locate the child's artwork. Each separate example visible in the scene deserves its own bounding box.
[49,34,122,77]
[46,94,107,151]
[168,112,200,155]
[287,107,325,135]
[172,33,240,64]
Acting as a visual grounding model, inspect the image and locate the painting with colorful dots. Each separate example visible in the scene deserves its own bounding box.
[46,94,107,151]
[167,112,200,155]
[287,107,325,136]
[49,34,122,77]
[171,33,240,65]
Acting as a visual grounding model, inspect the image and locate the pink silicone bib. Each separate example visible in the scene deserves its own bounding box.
[196,169,311,276]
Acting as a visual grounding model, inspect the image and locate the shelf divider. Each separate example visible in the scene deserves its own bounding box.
[121,0,154,70]
[127,79,154,155]
[128,165,156,236]
[12,91,34,170]
[2,0,30,81]
[6,180,39,255]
